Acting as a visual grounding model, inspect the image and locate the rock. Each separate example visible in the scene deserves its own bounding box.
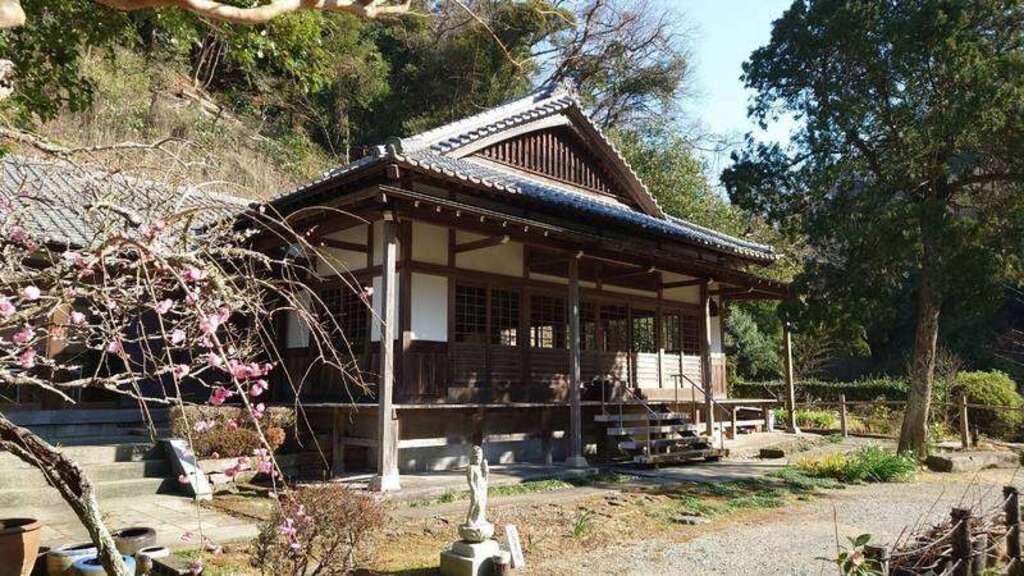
[671,514,709,525]
[925,450,1021,473]
[759,448,787,459]
[458,522,494,542]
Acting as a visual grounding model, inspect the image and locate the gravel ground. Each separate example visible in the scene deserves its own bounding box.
[534,467,1023,576]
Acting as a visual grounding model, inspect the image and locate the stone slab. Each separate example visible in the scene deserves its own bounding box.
[440,549,494,576]
[925,450,1021,473]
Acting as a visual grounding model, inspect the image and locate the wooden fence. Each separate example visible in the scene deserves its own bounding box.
[864,486,1022,576]
[790,393,1024,449]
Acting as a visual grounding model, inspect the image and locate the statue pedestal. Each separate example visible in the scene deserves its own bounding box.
[440,539,499,576]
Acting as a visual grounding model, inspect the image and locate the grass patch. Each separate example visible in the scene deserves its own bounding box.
[795,446,916,483]
[407,473,637,508]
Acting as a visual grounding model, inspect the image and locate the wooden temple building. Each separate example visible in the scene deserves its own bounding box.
[268,83,789,491]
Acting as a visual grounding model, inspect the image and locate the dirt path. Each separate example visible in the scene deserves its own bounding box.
[532,469,1023,576]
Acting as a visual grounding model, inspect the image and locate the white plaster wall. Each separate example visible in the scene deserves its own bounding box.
[285,292,311,349]
[371,220,403,266]
[316,224,368,275]
[711,313,724,355]
[661,271,701,304]
[412,221,448,265]
[454,230,523,276]
[410,273,448,341]
[369,274,400,342]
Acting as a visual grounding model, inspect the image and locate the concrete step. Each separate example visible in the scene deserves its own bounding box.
[0,459,171,488]
[0,477,180,508]
[618,436,704,451]
[594,412,690,423]
[0,441,162,467]
[607,424,692,436]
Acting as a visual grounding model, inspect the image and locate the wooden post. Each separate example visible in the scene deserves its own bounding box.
[1006,486,1023,576]
[565,257,588,468]
[951,507,973,576]
[839,394,849,438]
[371,213,400,492]
[699,282,715,438]
[970,532,987,576]
[762,404,773,432]
[729,406,738,439]
[864,545,890,576]
[959,392,970,449]
[782,321,798,434]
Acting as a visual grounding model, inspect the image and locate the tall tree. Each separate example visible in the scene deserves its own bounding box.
[723,0,1024,456]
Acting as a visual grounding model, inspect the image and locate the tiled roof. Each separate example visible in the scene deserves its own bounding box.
[275,83,777,263]
[1,155,250,247]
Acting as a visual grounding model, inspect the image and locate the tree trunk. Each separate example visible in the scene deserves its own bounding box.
[0,411,131,576]
[897,269,942,458]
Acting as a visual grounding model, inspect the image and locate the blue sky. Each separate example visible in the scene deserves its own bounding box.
[669,0,797,164]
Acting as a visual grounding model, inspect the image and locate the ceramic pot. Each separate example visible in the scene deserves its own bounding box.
[134,546,169,575]
[0,517,42,576]
[110,528,156,556]
[70,554,136,576]
[46,542,97,576]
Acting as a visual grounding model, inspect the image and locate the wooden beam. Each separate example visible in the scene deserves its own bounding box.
[662,278,709,290]
[453,234,510,254]
[601,265,656,283]
[528,250,584,270]
[314,237,370,253]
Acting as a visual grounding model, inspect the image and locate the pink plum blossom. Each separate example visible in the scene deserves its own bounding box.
[170,329,186,345]
[105,340,123,354]
[0,298,16,317]
[251,403,266,419]
[183,267,208,283]
[21,286,40,301]
[209,386,233,406]
[249,379,266,398]
[256,458,273,475]
[18,349,36,369]
[70,311,86,325]
[12,325,33,345]
[154,299,174,315]
[199,313,221,335]
[206,352,224,368]
[172,364,190,379]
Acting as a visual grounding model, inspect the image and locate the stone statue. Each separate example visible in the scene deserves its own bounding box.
[458,446,493,542]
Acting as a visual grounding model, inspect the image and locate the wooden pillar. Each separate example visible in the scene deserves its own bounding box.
[959,392,970,449]
[699,282,716,438]
[565,257,588,468]
[371,212,400,492]
[783,321,799,434]
[1005,486,1022,575]
[951,508,973,576]
[839,393,849,438]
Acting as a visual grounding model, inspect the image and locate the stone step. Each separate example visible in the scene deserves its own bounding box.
[606,424,692,436]
[633,448,720,465]
[618,436,704,451]
[0,441,162,467]
[594,412,690,423]
[0,459,171,488]
[0,477,180,508]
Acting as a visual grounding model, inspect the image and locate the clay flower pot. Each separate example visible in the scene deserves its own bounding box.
[46,542,97,576]
[0,518,42,576]
[111,527,156,556]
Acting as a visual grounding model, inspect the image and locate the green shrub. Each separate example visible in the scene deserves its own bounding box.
[734,378,907,402]
[170,405,296,458]
[795,447,916,483]
[773,408,838,430]
[952,371,1023,440]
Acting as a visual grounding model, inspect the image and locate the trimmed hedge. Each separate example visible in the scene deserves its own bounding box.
[732,377,908,402]
[952,371,1023,440]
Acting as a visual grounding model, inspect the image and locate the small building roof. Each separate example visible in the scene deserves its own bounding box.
[273,83,777,264]
[0,155,250,248]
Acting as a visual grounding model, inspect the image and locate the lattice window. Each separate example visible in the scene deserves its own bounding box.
[455,285,488,344]
[632,309,656,353]
[530,294,566,349]
[581,301,597,351]
[662,312,681,353]
[601,304,629,352]
[681,313,700,356]
[490,289,520,347]
[321,286,368,353]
